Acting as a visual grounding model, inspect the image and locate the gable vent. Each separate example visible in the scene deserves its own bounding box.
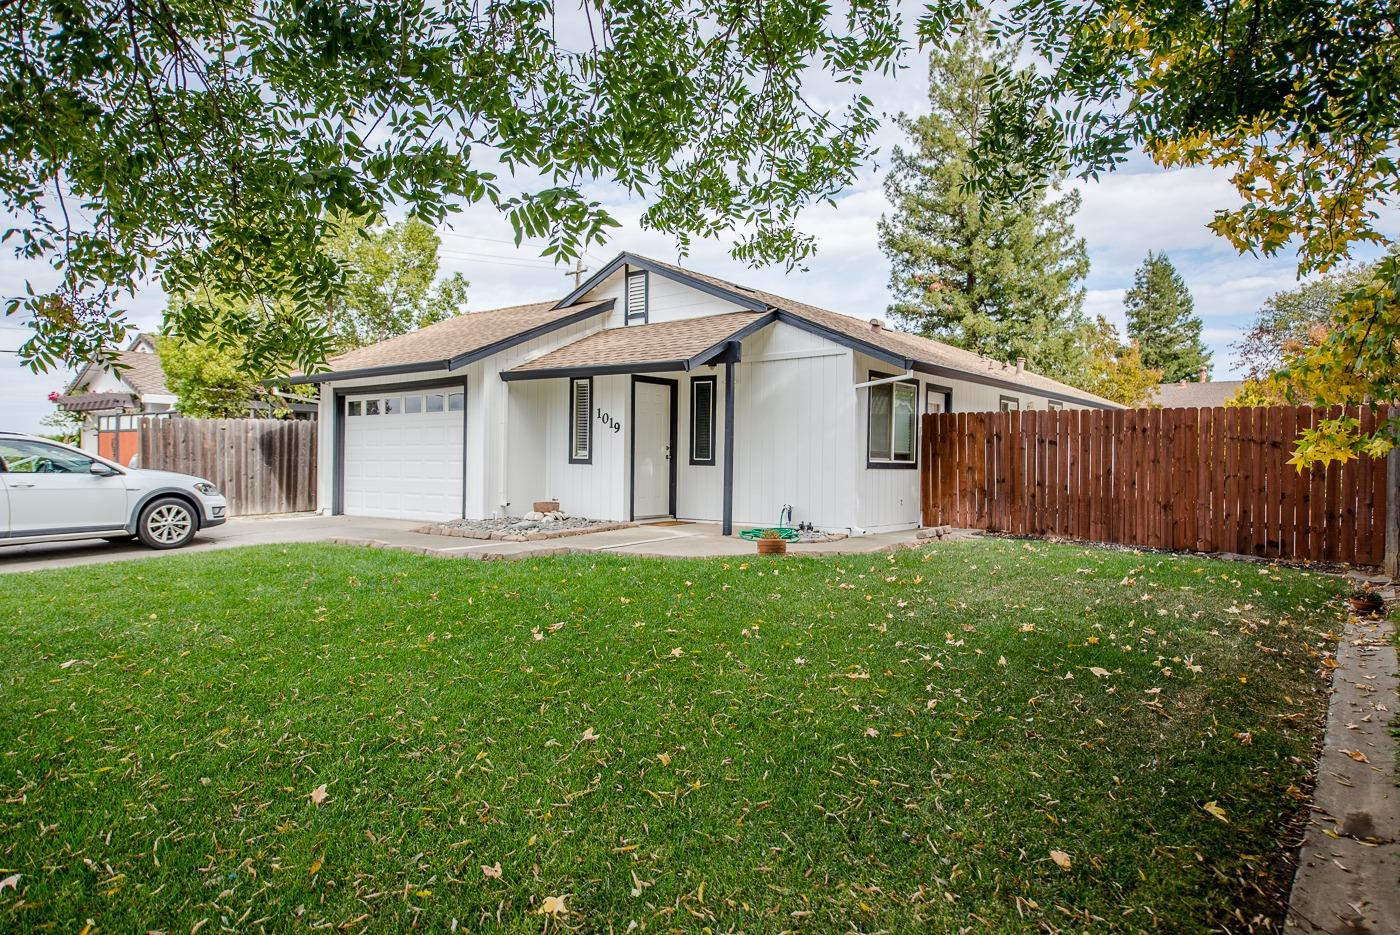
[625,269,648,324]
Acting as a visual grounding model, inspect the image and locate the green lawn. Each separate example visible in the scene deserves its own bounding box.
[0,540,1342,932]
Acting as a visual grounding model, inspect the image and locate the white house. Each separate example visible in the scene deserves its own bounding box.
[57,333,178,464]
[295,253,1117,535]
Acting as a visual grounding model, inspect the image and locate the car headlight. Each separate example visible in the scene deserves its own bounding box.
[194,482,220,496]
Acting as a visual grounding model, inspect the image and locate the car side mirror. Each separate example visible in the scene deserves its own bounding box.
[89,462,118,477]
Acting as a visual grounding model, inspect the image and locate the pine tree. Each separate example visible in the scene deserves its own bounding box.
[1122,252,1211,382]
[878,26,1091,384]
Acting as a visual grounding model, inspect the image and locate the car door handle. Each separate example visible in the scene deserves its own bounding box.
[8,483,34,488]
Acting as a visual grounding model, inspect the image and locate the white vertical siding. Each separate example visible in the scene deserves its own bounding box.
[729,323,856,531]
[575,267,749,329]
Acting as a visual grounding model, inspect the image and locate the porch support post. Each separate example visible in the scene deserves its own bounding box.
[721,341,739,536]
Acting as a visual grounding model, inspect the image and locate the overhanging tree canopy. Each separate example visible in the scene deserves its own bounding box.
[1,0,901,372]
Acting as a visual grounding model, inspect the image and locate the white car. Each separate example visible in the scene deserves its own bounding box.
[0,431,227,549]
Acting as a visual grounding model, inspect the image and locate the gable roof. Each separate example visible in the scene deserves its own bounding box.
[503,312,771,379]
[289,299,614,383]
[65,333,171,398]
[564,253,1118,408]
[1150,380,1244,408]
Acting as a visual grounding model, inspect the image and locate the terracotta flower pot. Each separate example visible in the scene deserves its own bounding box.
[756,537,788,556]
[1348,593,1383,616]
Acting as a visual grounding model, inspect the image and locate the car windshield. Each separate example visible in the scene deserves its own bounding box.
[0,439,96,474]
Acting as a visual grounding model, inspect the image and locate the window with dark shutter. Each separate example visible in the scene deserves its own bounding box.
[570,377,592,463]
[625,269,648,323]
[690,376,716,465]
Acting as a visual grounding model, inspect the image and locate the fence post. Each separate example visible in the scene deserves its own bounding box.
[1386,442,1400,578]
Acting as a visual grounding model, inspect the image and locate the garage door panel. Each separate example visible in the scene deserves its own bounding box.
[342,390,465,522]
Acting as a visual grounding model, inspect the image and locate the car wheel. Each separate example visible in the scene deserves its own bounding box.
[136,497,197,550]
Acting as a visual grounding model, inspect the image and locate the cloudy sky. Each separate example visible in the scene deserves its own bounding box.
[4,21,1395,435]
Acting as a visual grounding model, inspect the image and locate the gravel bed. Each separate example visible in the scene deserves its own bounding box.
[414,514,634,542]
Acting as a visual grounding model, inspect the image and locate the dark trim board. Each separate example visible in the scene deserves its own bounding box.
[909,360,1113,410]
[629,375,678,520]
[721,354,737,536]
[772,310,911,370]
[504,360,688,381]
[331,375,470,518]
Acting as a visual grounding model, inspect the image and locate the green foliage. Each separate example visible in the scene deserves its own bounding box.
[878,28,1090,383]
[0,540,1342,930]
[2,0,903,375]
[322,215,469,351]
[156,332,265,419]
[1123,252,1210,383]
[1234,265,1375,382]
[920,0,1398,463]
[38,408,85,444]
[1080,317,1163,407]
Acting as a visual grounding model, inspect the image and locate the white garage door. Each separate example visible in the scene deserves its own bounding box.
[343,387,465,521]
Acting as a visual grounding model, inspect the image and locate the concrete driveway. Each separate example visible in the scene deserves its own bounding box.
[0,514,426,574]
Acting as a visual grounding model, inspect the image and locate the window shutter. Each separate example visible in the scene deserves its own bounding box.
[625,270,648,323]
[571,378,592,461]
[691,378,715,463]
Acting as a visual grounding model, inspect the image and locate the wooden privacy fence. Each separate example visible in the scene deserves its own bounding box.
[920,406,1391,566]
[138,418,318,516]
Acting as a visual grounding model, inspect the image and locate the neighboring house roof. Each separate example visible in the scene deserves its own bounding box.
[112,344,171,397]
[64,332,171,398]
[1150,380,1245,408]
[291,298,615,383]
[503,312,770,379]
[560,254,1119,408]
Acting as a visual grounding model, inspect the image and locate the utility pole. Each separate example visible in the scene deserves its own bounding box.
[565,258,588,288]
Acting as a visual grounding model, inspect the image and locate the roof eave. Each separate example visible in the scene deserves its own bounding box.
[501,360,689,381]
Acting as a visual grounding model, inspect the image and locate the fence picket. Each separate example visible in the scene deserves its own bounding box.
[917,405,1389,566]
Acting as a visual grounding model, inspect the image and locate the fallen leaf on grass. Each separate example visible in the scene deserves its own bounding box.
[0,874,18,891]
[580,727,599,743]
[1202,801,1228,822]
[540,895,567,916]
[310,784,328,806]
[656,752,671,766]
[1088,667,1111,678]
[1049,850,1072,871]
[864,727,880,737]
[481,863,502,879]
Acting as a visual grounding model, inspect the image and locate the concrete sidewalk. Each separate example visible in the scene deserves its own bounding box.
[1285,610,1399,934]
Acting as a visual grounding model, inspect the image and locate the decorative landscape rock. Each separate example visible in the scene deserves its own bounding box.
[414,515,635,542]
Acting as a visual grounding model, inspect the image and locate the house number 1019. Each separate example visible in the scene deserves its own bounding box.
[596,409,622,433]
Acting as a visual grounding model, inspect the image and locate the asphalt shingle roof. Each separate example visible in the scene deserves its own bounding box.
[506,312,765,373]
[320,299,612,375]
[1150,380,1245,408]
[634,256,1118,407]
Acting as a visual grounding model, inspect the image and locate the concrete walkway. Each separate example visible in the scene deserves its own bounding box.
[0,514,951,573]
[1286,609,1399,934]
[326,520,951,561]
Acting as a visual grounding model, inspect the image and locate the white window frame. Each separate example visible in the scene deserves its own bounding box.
[866,371,918,469]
